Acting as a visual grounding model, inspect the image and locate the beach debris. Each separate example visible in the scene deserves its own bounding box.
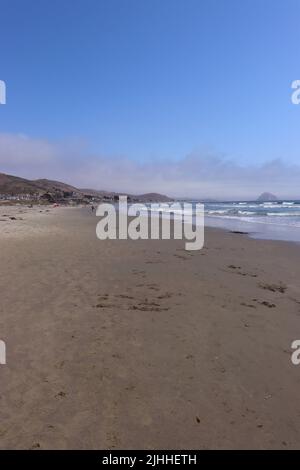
[30,442,41,449]
[55,391,66,399]
[264,394,273,400]
[230,230,249,235]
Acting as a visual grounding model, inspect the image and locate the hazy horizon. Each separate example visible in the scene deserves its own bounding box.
[1,134,300,200]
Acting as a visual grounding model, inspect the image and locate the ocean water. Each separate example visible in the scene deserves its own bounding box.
[203,200,300,242]
[126,200,300,243]
[140,200,300,243]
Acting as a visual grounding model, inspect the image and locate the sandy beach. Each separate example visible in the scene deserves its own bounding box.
[0,206,300,449]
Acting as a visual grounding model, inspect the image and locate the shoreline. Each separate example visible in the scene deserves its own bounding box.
[2,203,300,245]
[205,214,300,244]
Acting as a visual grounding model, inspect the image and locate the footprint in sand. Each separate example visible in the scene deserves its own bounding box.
[94,303,115,308]
[129,305,169,312]
[174,254,190,260]
[145,260,164,264]
[258,283,287,293]
[157,292,173,299]
[138,300,161,307]
[251,299,276,308]
[55,391,67,399]
[30,442,41,450]
[260,301,276,308]
[97,294,109,301]
[116,294,134,300]
[227,265,257,277]
[146,283,160,291]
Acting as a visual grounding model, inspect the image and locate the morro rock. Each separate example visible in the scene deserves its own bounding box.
[257,192,277,202]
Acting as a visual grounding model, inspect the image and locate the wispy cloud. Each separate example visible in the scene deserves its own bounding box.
[0,133,299,200]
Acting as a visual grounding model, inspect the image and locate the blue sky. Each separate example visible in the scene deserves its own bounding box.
[0,0,300,198]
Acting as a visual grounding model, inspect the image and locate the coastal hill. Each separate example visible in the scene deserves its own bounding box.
[0,173,84,202]
[0,172,171,203]
[81,188,172,202]
[257,192,278,202]
[0,172,45,195]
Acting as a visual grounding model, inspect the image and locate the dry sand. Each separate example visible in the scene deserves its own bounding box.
[0,206,300,449]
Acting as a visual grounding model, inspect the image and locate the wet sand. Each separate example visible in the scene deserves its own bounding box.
[0,207,300,449]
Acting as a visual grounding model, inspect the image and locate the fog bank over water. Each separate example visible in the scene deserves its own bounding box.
[0,133,299,200]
